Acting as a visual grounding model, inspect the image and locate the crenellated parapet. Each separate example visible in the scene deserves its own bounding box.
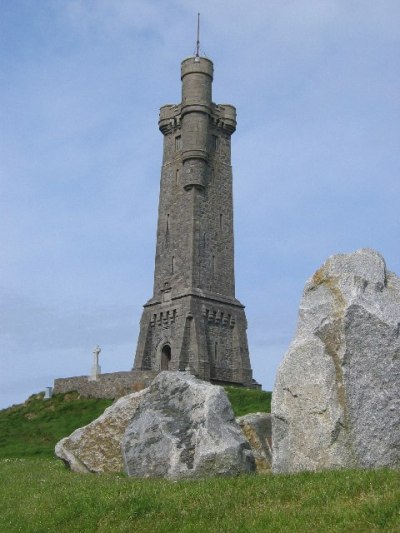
[213,104,237,135]
[158,104,181,135]
[158,103,236,137]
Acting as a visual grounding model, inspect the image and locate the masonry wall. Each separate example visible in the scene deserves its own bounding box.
[53,370,158,399]
[152,105,236,302]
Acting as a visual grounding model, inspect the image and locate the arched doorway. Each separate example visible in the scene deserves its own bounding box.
[161,344,172,370]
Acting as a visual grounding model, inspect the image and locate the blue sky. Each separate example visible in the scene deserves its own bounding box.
[1,1,399,409]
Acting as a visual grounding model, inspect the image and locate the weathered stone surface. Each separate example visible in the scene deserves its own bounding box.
[236,412,272,473]
[55,389,147,473]
[122,371,255,479]
[272,249,400,473]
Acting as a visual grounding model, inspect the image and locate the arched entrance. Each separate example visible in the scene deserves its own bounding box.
[161,344,172,370]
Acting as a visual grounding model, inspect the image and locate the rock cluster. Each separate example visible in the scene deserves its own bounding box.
[55,249,400,477]
[272,249,400,473]
[56,371,256,479]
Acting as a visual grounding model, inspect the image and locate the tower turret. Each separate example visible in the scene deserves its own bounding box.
[180,57,212,190]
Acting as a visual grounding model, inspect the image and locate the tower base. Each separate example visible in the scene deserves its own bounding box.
[133,292,254,388]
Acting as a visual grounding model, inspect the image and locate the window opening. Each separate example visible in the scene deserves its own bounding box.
[175,136,181,151]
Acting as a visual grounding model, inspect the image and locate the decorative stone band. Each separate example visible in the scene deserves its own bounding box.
[202,305,236,327]
[144,290,246,309]
[150,309,177,328]
[182,149,209,163]
[181,103,212,118]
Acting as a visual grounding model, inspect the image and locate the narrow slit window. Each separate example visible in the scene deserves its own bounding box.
[175,136,181,151]
[214,342,218,361]
[212,255,215,274]
[171,255,175,274]
[212,135,218,150]
[166,214,169,232]
[219,214,223,230]
[176,168,180,184]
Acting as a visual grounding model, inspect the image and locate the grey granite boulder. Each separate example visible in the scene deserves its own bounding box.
[55,389,147,473]
[236,412,272,473]
[272,249,400,473]
[122,371,255,479]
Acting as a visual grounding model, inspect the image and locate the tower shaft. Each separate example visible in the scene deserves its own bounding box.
[133,56,253,387]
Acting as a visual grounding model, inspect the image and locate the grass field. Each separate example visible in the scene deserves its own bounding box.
[0,458,398,532]
[1,389,398,532]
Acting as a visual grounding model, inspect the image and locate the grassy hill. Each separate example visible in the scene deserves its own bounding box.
[0,388,398,532]
[0,387,271,459]
[0,391,113,458]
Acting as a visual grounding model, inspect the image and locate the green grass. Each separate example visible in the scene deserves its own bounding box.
[0,392,113,458]
[0,458,398,532]
[225,386,271,416]
[0,391,398,531]
[0,387,270,459]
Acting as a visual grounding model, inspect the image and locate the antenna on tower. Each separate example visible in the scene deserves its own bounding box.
[195,12,200,61]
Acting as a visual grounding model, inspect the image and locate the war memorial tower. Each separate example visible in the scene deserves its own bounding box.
[133,50,255,387]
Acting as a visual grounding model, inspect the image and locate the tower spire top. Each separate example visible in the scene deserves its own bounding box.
[195,12,200,60]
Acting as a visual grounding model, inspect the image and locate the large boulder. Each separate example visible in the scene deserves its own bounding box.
[236,412,272,473]
[55,389,147,473]
[122,371,255,479]
[272,249,400,473]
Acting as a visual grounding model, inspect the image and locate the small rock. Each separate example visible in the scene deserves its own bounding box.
[236,412,272,473]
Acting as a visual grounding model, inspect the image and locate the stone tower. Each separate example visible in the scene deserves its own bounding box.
[133,54,254,387]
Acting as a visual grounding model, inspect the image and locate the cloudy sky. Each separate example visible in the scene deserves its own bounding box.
[1,1,399,409]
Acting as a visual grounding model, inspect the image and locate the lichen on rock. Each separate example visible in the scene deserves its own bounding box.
[55,389,147,473]
[236,412,272,473]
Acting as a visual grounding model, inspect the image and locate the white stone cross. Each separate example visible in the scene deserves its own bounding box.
[88,345,102,381]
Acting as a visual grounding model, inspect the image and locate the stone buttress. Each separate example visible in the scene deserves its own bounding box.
[133,56,254,387]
